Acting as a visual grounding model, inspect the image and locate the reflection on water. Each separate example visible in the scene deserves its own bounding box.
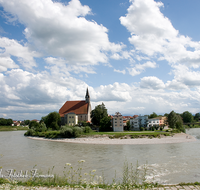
[0,129,200,184]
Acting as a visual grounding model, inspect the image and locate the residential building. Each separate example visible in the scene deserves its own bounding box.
[59,88,92,125]
[130,115,148,131]
[112,112,123,132]
[148,116,167,128]
[148,118,160,128]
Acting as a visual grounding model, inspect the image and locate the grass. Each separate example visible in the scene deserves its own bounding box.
[81,130,172,139]
[0,126,28,131]
[0,160,161,189]
[1,160,200,189]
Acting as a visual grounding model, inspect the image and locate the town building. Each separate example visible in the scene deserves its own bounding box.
[112,112,123,132]
[130,115,148,131]
[59,88,92,125]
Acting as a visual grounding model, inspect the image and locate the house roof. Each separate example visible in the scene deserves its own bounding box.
[59,100,89,117]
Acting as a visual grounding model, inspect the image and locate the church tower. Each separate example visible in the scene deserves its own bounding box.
[85,88,90,103]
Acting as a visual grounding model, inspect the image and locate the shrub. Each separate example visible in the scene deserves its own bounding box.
[73,127,83,138]
[24,129,35,136]
[60,126,73,138]
[45,131,60,138]
[140,127,144,131]
[83,126,92,133]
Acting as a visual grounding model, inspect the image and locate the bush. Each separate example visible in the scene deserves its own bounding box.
[45,131,60,138]
[60,126,73,138]
[24,129,35,136]
[140,127,144,131]
[83,126,92,133]
[73,127,83,138]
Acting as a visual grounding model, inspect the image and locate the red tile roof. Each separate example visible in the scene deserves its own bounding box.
[59,101,89,117]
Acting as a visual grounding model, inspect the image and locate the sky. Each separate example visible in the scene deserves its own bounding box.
[1,0,200,120]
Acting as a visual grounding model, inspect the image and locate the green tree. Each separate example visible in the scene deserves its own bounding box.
[29,120,40,129]
[194,113,200,122]
[149,112,158,119]
[167,111,177,129]
[44,112,61,130]
[176,115,185,132]
[91,103,108,126]
[99,116,112,132]
[126,120,130,131]
[24,120,30,125]
[181,111,193,123]
[0,118,7,126]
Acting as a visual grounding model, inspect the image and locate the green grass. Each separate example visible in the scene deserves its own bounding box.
[81,130,171,139]
[0,126,28,131]
[0,161,200,189]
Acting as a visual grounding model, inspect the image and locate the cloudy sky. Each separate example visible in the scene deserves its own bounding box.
[0,0,200,120]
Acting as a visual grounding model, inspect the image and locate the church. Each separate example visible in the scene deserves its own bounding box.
[59,88,92,125]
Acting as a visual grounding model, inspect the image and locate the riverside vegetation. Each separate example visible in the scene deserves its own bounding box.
[0,160,191,189]
[1,160,200,189]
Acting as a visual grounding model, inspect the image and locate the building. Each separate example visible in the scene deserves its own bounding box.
[59,88,92,125]
[130,115,148,131]
[64,112,78,126]
[112,112,123,132]
[148,116,167,128]
[148,118,160,128]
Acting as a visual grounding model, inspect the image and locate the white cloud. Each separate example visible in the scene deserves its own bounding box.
[120,0,200,68]
[140,76,165,89]
[114,69,126,75]
[128,61,157,76]
[0,0,123,66]
[0,56,19,72]
[166,65,200,89]
[0,37,38,69]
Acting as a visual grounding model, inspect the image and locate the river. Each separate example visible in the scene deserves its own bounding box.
[0,129,200,184]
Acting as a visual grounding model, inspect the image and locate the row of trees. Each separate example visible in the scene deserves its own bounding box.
[0,118,13,126]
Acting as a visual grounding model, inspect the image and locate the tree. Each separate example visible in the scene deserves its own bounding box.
[176,115,185,132]
[194,113,200,122]
[99,116,112,132]
[149,112,158,119]
[91,103,108,126]
[43,112,61,130]
[167,111,177,129]
[24,120,30,125]
[126,120,130,131]
[181,111,193,123]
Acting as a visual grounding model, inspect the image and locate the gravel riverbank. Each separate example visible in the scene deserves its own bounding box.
[28,133,196,145]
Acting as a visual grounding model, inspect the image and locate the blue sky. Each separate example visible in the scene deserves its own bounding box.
[0,0,200,120]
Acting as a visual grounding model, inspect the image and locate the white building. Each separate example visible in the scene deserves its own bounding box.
[112,112,123,132]
[64,112,78,126]
[147,118,160,128]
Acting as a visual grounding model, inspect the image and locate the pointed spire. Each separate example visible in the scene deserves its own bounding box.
[85,87,90,103]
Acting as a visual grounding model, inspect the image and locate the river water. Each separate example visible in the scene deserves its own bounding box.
[0,129,200,184]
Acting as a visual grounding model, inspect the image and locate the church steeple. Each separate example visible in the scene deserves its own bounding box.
[85,88,90,103]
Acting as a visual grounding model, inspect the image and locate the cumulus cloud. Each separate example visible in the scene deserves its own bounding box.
[166,65,200,89]
[114,69,126,74]
[128,61,157,76]
[120,0,200,67]
[0,37,38,69]
[0,0,123,66]
[0,56,19,72]
[140,76,165,89]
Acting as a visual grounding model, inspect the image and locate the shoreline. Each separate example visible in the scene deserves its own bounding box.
[28,133,196,145]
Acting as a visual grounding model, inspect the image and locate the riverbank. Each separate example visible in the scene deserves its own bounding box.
[28,132,196,145]
[1,183,200,190]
